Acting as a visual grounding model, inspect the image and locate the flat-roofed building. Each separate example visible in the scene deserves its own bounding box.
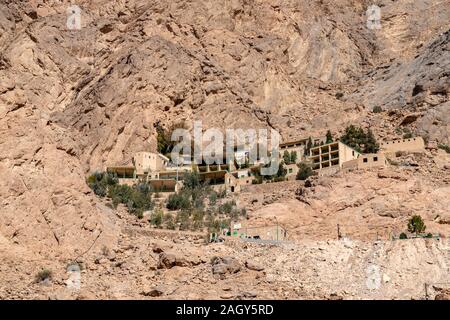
[279,136,327,163]
[380,137,425,155]
[308,141,360,175]
[342,153,388,171]
[133,152,169,175]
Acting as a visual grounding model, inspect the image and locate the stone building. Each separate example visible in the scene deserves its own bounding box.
[308,141,361,175]
[380,137,425,155]
[342,153,388,171]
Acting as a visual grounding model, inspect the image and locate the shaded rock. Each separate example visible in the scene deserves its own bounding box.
[211,256,241,275]
[141,286,165,297]
[245,260,264,271]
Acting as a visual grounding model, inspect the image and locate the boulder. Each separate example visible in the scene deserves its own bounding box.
[211,256,241,275]
[245,260,264,271]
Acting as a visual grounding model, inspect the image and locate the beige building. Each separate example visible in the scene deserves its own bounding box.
[342,153,388,171]
[225,221,288,241]
[285,163,299,180]
[225,171,255,193]
[279,136,327,163]
[308,141,361,174]
[133,152,169,175]
[380,137,425,155]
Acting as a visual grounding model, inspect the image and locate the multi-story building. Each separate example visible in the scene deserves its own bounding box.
[279,136,326,163]
[308,141,361,175]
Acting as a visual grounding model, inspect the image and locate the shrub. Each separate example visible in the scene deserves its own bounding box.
[407,215,426,234]
[438,144,450,154]
[219,201,235,215]
[150,208,164,227]
[164,212,176,230]
[177,210,191,230]
[399,232,408,240]
[335,92,344,99]
[372,106,383,113]
[403,131,413,139]
[425,233,433,238]
[166,192,191,210]
[209,192,218,206]
[87,171,118,197]
[296,162,313,180]
[35,269,52,283]
[107,182,154,217]
[191,209,205,231]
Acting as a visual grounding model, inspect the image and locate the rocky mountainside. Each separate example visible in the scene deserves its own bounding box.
[0,0,449,299]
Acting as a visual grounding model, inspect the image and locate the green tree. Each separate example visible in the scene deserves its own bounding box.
[283,150,291,164]
[296,162,313,180]
[339,125,379,154]
[407,215,426,235]
[277,161,287,178]
[183,170,201,190]
[290,151,297,164]
[365,128,380,153]
[326,130,333,144]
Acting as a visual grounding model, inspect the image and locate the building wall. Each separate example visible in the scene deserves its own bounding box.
[133,152,167,175]
[308,141,360,174]
[228,223,288,241]
[338,141,360,165]
[380,137,425,154]
[342,153,387,170]
[285,163,299,180]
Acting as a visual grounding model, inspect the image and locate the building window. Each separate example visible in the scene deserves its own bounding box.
[374,157,378,162]
[363,158,368,163]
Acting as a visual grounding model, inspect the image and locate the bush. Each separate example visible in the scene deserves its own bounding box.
[177,210,191,230]
[438,144,450,154]
[107,182,154,217]
[35,269,52,283]
[219,200,236,215]
[191,209,205,231]
[163,212,176,230]
[399,232,408,240]
[372,106,383,113]
[296,162,313,180]
[335,92,344,99]
[407,215,426,234]
[425,233,433,238]
[166,192,191,210]
[209,192,218,206]
[150,208,164,227]
[87,171,118,197]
